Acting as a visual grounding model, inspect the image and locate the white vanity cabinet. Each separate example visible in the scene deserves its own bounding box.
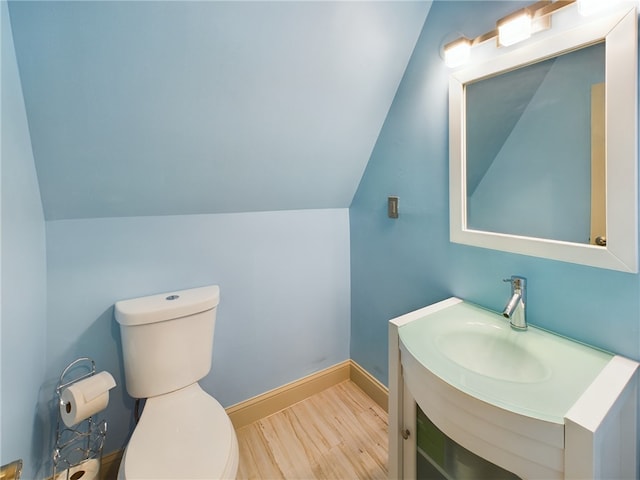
[388,298,639,480]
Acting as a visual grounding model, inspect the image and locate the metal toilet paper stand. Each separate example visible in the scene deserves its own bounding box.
[52,357,107,480]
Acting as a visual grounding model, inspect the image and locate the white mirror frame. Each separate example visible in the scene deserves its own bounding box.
[450,6,638,273]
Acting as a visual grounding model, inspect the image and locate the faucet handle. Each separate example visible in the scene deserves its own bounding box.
[503,275,526,291]
[503,275,526,281]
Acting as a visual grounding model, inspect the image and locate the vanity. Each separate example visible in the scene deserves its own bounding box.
[388,297,639,479]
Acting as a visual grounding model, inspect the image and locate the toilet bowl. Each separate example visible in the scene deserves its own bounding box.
[118,384,238,479]
[115,285,238,480]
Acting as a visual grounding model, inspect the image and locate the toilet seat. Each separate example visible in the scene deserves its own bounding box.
[118,383,238,479]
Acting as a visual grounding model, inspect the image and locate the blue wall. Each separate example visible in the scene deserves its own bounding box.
[8,0,429,220]
[1,2,48,478]
[4,0,640,476]
[44,209,350,458]
[3,0,369,473]
[350,0,640,387]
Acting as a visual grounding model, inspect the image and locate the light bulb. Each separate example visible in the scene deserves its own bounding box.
[444,38,472,68]
[497,10,532,47]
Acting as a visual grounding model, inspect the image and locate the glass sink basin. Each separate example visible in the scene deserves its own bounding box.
[399,300,613,423]
[437,327,550,383]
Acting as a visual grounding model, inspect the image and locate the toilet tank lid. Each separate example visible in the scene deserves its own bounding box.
[115,285,220,326]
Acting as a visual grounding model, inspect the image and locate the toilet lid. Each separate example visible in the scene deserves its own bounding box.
[122,383,238,479]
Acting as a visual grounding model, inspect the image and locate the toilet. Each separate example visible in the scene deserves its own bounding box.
[114,285,239,479]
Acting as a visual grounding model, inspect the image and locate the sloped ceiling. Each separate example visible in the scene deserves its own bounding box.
[9,1,431,220]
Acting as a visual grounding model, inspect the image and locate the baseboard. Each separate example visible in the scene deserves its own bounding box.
[226,359,388,429]
[348,360,389,412]
[97,360,388,476]
[226,360,351,429]
[99,450,123,480]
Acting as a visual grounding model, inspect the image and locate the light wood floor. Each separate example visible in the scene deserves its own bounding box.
[236,380,388,479]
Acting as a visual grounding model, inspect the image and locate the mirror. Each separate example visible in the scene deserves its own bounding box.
[466,42,605,245]
[449,6,638,272]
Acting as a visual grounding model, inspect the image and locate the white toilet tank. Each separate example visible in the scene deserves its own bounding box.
[115,285,220,398]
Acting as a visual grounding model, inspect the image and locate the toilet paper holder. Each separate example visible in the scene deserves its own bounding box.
[52,358,108,480]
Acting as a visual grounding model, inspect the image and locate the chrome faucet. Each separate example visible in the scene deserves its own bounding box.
[502,275,527,330]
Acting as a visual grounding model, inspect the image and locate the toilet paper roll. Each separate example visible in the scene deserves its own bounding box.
[54,458,100,480]
[60,371,116,427]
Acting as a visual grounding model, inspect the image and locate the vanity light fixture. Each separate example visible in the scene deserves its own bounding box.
[497,9,533,47]
[444,37,472,68]
[444,0,576,68]
[577,0,629,16]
